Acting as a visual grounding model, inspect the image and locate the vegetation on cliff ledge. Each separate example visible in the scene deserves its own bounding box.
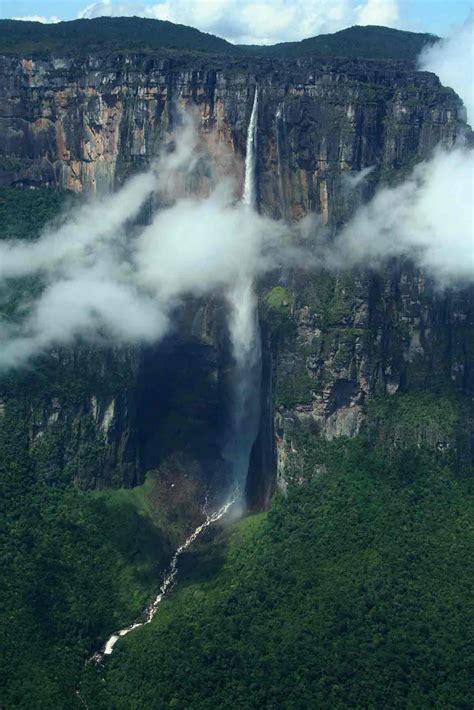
[0,187,73,241]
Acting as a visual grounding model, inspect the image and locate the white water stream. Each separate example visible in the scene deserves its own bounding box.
[93,498,234,662]
[242,87,259,208]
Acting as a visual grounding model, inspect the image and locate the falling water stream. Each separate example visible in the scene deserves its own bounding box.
[93,86,261,662]
[275,103,287,217]
[224,86,262,493]
[242,87,259,208]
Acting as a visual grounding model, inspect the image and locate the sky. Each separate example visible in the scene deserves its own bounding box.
[1,0,472,44]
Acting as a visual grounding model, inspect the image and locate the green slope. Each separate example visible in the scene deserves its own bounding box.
[243,25,437,60]
[79,400,473,709]
[0,395,169,707]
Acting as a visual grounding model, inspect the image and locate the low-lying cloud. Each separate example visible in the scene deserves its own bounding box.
[330,145,474,284]
[0,125,297,371]
[419,11,474,125]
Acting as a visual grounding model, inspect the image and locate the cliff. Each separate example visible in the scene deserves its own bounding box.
[0,49,471,500]
[1,26,473,707]
[0,53,462,196]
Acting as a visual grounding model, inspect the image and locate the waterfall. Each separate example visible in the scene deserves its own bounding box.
[275,103,287,217]
[92,86,262,661]
[224,280,262,494]
[224,86,262,499]
[242,88,259,208]
[92,499,234,662]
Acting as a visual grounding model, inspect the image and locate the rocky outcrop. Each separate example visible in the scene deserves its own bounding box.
[269,264,473,487]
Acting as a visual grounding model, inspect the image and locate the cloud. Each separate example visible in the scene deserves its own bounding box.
[418,11,474,125]
[324,15,474,286]
[0,269,168,370]
[1,105,471,373]
[78,0,400,45]
[11,15,60,23]
[0,123,296,371]
[332,146,474,285]
[0,171,156,281]
[356,0,399,27]
[0,168,165,369]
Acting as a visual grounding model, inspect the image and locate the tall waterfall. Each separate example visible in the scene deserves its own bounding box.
[242,88,259,208]
[275,103,287,217]
[224,86,262,500]
[91,87,263,661]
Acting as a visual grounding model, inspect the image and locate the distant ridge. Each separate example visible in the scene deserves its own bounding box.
[0,16,237,56]
[240,25,438,61]
[0,17,438,61]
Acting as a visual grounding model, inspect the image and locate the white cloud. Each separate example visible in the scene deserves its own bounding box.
[0,168,163,369]
[78,0,401,45]
[0,123,297,370]
[3,133,472,372]
[356,0,399,27]
[0,171,157,281]
[324,15,474,286]
[331,21,474,285]
[331,146,474,285]
[11,15,60,23]
[418,11,474,125]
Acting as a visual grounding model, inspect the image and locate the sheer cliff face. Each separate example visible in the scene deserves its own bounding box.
[269,266,473,492]
[0,54,463,199]
[0,52,471,493]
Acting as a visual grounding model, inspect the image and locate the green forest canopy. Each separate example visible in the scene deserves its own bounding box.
[80,432,474,709]
[0,18,437,60]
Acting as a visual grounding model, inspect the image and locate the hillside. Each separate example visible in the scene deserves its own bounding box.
[80,414,474,709]
[0,18,437,60]
[0,16,237,56]
[243,25,438,60]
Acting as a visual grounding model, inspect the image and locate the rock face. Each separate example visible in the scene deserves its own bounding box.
[0,51,471,498]
[269,264,472,490]
[0,54,463,196]
[0,347,141,488]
